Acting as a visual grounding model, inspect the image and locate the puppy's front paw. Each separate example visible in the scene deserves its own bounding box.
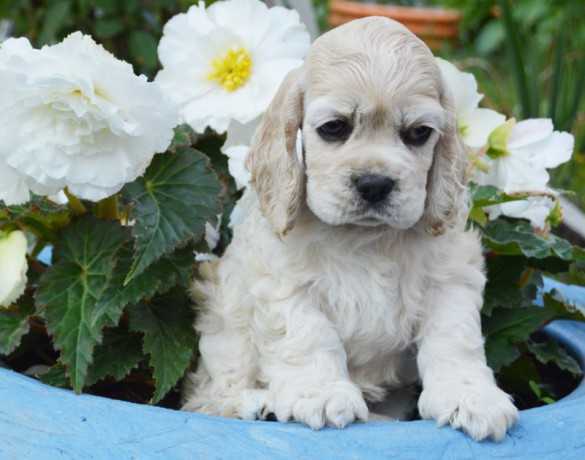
[274,381,369,430]
[418,381,519,442]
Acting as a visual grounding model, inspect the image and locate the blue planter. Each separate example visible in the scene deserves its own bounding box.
[1,280,584,459]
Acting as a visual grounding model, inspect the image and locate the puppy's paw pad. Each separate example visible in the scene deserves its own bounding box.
[276,381,368,430]
[419,382,519,442]
[238,389,274,421]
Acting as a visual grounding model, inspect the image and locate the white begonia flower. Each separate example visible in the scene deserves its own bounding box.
[480,118,574,228]
[0,230,28,308]
[222,117,262,189]
[155,0,310,134]
[435,57,506,150]
[0,33,178,203]
[0,159,30,205]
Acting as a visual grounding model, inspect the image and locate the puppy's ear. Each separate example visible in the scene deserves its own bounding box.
[421,81,468,236]
[246,67,304,237]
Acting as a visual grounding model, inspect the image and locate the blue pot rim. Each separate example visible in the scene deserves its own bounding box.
[0,279,584,458]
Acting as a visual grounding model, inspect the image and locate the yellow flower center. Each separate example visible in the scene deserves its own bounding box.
[208,47,252,91]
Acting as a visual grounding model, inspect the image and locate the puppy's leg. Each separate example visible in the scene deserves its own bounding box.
[256,299,369,430]
[181,325,273,420]
[416,284,519,441]
[182,262,272,420]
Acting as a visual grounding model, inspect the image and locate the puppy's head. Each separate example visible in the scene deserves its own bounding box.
[246,17,467,237]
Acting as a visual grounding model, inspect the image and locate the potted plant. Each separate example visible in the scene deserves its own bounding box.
[327,1,461,50]
[1,0,584,456]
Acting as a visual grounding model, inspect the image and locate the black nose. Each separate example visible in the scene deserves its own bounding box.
[355,174,394,204]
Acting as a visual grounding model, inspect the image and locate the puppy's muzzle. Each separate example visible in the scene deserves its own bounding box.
[354,174,395,204]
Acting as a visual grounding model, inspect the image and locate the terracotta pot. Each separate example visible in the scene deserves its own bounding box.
[328,1,461,51]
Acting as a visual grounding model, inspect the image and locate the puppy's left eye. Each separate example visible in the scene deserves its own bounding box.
[317,120,351,142]
[401,126,433,146]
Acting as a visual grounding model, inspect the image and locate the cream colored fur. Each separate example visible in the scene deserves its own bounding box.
[182,17,519,442]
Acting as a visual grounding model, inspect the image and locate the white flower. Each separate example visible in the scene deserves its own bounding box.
[487,196,557,229]
[0,159,30,205]
[155,0,310,134]
[435,57,506,150]
[0,33,178,203]
[0,230,28,308]
[480,118,574,228]
[222,117,262,189]
[483,119,573,192]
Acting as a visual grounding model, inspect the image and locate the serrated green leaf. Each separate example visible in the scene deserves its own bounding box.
[483,255,529,315]
[128,289,196,403]
[526,338,582,376]
[86,326,143,386]
[39,362,71,389]
[169,125,196,153]
[483,305,557,339]
[483,306,557,372]
[485,337,522,372]
[36,216,128,392]
[483,218,576,260]
[0,307,31,355]
[1,196,70,240]
[95,243,195,319]
[121,148,223,282]
[470,183,526,208]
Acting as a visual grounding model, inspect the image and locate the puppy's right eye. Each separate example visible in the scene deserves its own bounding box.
[317,120,351,142]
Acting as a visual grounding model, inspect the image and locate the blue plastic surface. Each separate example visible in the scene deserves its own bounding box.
[1,280,584,459]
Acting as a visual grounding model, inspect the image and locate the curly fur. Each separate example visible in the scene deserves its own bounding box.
[182,17,519,441]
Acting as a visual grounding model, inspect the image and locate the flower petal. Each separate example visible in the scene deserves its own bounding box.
[461,108,506,150]
[0,230,28,308]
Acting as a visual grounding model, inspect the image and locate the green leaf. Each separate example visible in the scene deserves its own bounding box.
[128,289,197,403]
[469,183,526,209]
[128,30,158,70]
[94,18,126,39]
[38,1,71,45]
[121,147,223,282]
[39,362,71,389]
[95,243,195,319]
[36,215,128,392]
[0,305,32,355]
[169,125,197,153]
[485,337,521,372]
[483,218,576,260]
[483,306,557,372]
[526,338,582,376]
[483,255,529,315]
[528,379,542,398]
[1,196,70,240]
[86,326,143,386]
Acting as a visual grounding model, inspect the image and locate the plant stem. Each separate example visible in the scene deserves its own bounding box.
[64,188,87,214]
[97,194,120,220]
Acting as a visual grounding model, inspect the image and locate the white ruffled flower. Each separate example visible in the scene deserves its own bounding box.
[0,33,178,203]
[0,230,28,308]
[155,0,310,134]
[480,118,574,228]
[0,159,30,205]
[435,57,506,150]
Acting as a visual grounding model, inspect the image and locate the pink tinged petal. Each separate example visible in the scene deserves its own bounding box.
[507,119,553,149]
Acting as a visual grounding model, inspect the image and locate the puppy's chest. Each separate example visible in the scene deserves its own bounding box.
[307,251,422,351]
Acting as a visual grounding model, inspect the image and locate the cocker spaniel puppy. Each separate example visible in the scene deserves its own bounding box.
[182,17,519,441]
